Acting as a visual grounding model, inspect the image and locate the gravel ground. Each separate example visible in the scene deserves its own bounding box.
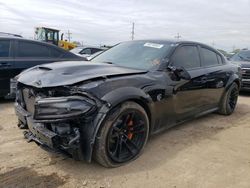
[0,93,250,188]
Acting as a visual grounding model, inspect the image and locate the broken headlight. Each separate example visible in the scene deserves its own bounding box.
[34,96,94,120]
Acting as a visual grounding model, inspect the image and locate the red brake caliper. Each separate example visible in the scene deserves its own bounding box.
[127,118,133,140]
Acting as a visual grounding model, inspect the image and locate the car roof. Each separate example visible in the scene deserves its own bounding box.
[0,36,64,49]
[131,39,211,47]
[127,39,218,52]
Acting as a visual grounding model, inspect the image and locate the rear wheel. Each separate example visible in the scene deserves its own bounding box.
[94,102,149,168]
[218,82,239,115]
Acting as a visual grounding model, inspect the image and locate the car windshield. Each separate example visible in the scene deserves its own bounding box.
[230,50,250,62]
[91,41,171,70]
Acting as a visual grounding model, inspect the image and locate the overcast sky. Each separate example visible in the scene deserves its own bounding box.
[0,0,250,51]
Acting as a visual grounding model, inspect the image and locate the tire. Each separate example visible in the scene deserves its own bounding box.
[94,101,149,168]
[218,82,239,115]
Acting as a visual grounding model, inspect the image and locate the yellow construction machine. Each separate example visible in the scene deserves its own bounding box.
[34,27,77,50]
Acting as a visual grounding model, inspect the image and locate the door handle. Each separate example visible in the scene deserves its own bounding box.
[200,77,207,82]
[193,77,207,84]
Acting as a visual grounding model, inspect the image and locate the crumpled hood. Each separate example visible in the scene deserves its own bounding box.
[17,61,147,88]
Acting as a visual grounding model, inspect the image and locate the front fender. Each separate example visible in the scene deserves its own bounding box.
[83,87,154,162]
[101,86,152,107]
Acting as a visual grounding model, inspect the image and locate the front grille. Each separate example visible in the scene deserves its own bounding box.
[242,69,250,79]
[242,82,250,89]
[22,88,36,114]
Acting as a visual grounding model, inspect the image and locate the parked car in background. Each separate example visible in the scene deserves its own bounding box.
[0,35,85,98]
[230,49,250,91]
[15,40,241,167]
[70,46,107,60]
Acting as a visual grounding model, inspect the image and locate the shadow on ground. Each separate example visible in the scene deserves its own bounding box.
[0,167,65,188]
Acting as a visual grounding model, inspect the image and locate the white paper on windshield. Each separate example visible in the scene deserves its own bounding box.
[144,42,164,49]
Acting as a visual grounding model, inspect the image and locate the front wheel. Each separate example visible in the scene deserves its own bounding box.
[218,82,239,115]
[94,102,149,168]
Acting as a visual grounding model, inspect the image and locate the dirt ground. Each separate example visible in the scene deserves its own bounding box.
[0,93,250,188]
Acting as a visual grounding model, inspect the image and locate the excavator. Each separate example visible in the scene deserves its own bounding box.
[34,27,77,50]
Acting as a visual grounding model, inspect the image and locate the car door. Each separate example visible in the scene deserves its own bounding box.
[0,39,15,97]
[14,40,53,72]
[200,46,228,109]
[168,44,207,122]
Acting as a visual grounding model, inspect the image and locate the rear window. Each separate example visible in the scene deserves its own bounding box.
[17,41,50,58]
[91,48,102,54]
[0,40,10,57]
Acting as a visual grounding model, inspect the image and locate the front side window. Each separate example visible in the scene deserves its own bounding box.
[201,47,219,66]
[17,41,50,58]
[171,45,201,69]
[0,40,10,58]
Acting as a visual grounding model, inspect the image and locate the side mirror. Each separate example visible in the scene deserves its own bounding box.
[167,66,191,81]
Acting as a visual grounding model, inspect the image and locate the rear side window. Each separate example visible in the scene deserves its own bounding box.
[0,40,10,57]
[201,47,219,66]
[171,45,201,69]
[17,41,50,58]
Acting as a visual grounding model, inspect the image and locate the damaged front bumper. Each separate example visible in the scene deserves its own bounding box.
[14,90,106,161]
[15,102,84,159]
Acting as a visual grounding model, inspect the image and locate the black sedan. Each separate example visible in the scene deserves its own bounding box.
[15,40,241,167]
[0,35,85,98]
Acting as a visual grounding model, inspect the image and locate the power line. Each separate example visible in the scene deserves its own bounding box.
[174,33,181,39]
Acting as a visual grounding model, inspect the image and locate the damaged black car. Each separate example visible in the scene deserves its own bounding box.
[15,40,241,167]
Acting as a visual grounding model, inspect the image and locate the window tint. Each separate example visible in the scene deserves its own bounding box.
[17,41,50,57]
[0,40,10,57]
[171,46,201,69]
[201,48,219,66]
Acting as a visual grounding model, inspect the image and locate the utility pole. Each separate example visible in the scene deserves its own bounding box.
[232,45,236,52]
[131,22,135,40]
[174,33,181,39]
[66,30,72,42]
[211,42,215,47]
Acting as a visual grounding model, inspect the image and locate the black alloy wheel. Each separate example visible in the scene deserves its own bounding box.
[107,110,147,163]
[94,102,149,167]
[218,82,239,115]
[228,86,239,111]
